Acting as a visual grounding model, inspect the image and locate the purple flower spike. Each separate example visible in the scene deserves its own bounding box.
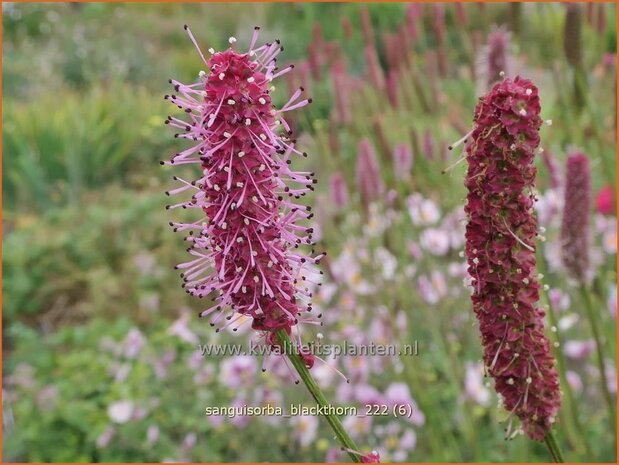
[464,76,561,440]
[164,27,322,339]
[356,138,384,209]
[561,151,591,283]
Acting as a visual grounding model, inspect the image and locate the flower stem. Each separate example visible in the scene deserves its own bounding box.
[537,254,590,457]
[543,429,565,463]
[276,329,362,463]
[579,285,617,435]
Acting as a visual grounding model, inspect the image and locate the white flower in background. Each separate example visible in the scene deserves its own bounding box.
[464,362,491,406]
[564,340,596,360]
[417,271,447,304]
[407,193,441,226]
[343,414,373,439]
[108,400,134,424]
[603,226,617,254]
[447,261,468,278]
[220,356,256,389]
[420,228,450,256]
[535,188,562,225]
[375,247,397,279]
[330,247,373,294]
[558,313,579,331]
[544,241,563,272]
[364,203,391,236]
[291,415,318,447]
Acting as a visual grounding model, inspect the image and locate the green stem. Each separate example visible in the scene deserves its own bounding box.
[537,254,590,457]
[544,429,565,463]
[275,329,362,463]
[579,285,617,435]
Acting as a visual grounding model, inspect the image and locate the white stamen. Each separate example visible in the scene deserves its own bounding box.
[245,118,251,125]
[545,119,553,126]
[228,37,237,44]
[247,77,255,83]
[208,48,215,54]
[198,70,207,78]
[519,109,527,116]
[238,151,245,158]
[227,99,235,105]
[525,88,532,96]
[223,132,232,138]
[258,97,266,105]
[253,275,259,283]
[259,133,267,141]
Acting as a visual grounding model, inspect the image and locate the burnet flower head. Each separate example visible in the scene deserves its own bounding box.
[164,26,322,351]
[463,76,561,440]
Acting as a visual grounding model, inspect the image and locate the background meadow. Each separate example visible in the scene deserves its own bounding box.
[2,2,617,462]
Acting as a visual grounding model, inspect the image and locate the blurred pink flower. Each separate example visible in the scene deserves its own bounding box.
[564,340,596,360]
[384,382,425,425]
[168,311,199,345]
[608,286,617,318]
[96,426,116,449]
[407,194,441,226]
[291,414,319,447]
[464,362,491,406]
[343,414,373,440]
[221,355,257,389]
[565,371,583,394]
[548,288,571,312]
[123,328,145,359]
[36,384,59,411]
[147,425,160,445]
[417,271,447,304]
[108,400,134,424]
[420,228,450,256]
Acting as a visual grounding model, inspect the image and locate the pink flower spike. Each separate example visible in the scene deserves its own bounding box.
[165,26,321,339]
[561,151,591,282]
[464,76,561,440]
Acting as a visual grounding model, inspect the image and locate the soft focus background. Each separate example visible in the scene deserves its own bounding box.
[2,2,617,462]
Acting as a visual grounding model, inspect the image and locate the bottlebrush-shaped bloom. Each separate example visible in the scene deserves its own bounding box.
[356,138,384,209]
[329,172,349,210]
[164,27,323,340]
[393,143,413,180]
[560,151,591,282]
[480,26,512,89]
[464,76,561,440]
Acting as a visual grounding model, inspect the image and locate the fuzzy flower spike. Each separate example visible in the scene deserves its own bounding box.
[164,26,368,463]
[164,26,321,339]
[463,76,562,449]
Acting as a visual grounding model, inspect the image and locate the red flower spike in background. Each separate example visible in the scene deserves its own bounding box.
[561,152,591,283]
[464,76,561,441]
[164,26,322,341]
[595,184,615,215]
